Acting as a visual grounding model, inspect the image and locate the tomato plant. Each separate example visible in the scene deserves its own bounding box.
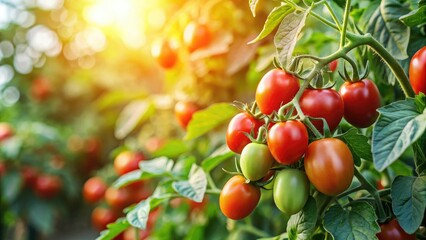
[273,169,309,215]
[226,112,263,153]
[339,79,381,128]
[240,142,274,181]
[83,177,107,204]
[377,218,416,240]
[219,175,260,220]
[409,46,426,94]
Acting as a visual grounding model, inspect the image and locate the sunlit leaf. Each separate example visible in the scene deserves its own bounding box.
[115,100,155,139]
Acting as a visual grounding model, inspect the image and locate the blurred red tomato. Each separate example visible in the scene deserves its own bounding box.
[33,174,62,198]
[31,77,51,101]
[151,39,178,69]
[21,166,38,188]
[114,151,145,176]
[174,101,200,130]
[83,177,107,203]
[0,123,13,142]
[183,22,211,52]
[0,162,6,177]
[105,187,133,210]
[91,206,120,231]
[123,227,150,240]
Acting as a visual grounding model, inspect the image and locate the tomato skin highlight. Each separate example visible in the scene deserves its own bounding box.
[339,79,381,128]
[0,123,13,142]
[240,143,274,181]
[151,39,178,69]
[114,151,145,176]
[91,206,120,231]
[299,88,344,133]
[83,177,107,203]
[377,218,415,240]
[304,138,354,196]
[226,112,263,154]
[219,175,260,220]
[409,46,426,94]
[174,101,200,130]
[329,60,338,72]
[255,69,300,115]
[105,186,133,210]
[267,120,308,165]
[183,22,211,52]
[273,169,309,215]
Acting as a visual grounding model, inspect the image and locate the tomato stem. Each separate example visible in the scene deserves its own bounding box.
[206,172,219,192]
[237,224,270,238]
[323,1,341,31]
[339,0,351,49]
[336,184,363,199]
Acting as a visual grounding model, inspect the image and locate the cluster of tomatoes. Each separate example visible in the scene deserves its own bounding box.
[83,150,156,240]
[220,66,382,219]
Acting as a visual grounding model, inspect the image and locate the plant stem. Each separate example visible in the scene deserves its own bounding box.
[324,1,341,31]
[206,189,221,195]
[206,172,219,191]
[238,224,270,238]
[340,0,351,49]
[354,168,386,221]
[337,184,363,199]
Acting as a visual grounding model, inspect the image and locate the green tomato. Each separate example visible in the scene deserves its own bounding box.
[273,169,310,215]
[240,143,274,181]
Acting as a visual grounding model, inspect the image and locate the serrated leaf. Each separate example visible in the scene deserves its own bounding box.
[172,164,207,202]
[202,145,235,172]
[339,128,372,166]
[366,0,410,60]
[184,103,239,140]
[391,175,426,234]
[151,139,188,158]
[115,100,155,139]
[324,202,380,240]
[249,5,293,44]
[139,157,174,175]
[127,199,151,229]
[287,197,317,240]
[97,218,129,240]
[400,5,426,26]
[274,8,310,67]
[372,98,426,171]
[249,0,259,17]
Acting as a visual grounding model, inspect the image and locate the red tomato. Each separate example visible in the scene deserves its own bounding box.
[226,112,264,153]
[409,46,426,94]
[304,138,354,196]
[219,175,260,220]
[187,196,208,213]
[256,69,300,115]
[0,123,13,142]
[267,120,308,165]
[123,227,150,240]
[0,162,6,177]
[377,218,415,240]
[31,77,51,101]
[339,79,381,128]
[151,39,178,69]
[83,177,107,203]
[174,101,200,130]
[183,22,211,52]
[33,174,62,198]
[105,186,133,210]
[299,88,344,133]
[114,151,145,176]
[329,60,338,72]
[21,166,38,188]
[144,137,166,154]
[91,206,120,231]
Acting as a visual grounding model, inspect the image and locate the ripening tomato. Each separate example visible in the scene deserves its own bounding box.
[329,60,338,72]
[256,69,300,115]
[123,227,150,240]
[31,77,51,101]
[151,39,178,69]
[91,206,120,231]
[83,177,107,203]
[299,88,344,133]
[114,151,145,176]
[174,101,200,130]
[226,112,264,154]
[240,143,274,181]
[267,120,308,165]
[21,166,38,188]
[183,22,211,52]
[377,218,415,240]
[0,123,13,142]
[273,169,309,215]
[105,186,133,210]
[219,175,260,220]
[304,138,354,196]
[409,46,426,94]
[339,79,381,128]
[0,162,6,177]
[33,174,62,198]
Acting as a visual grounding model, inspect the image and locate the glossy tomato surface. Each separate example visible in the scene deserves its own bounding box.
[83,177,107,203]
[174,101,200,130]
[114,151,145,176]
[240,143,274,181]
[273,169,309,215]
[219,175,260,220]
[329,60,338,72]
[183,22,211,52]
[377,218,415,240]
[304,138,354,196]
[267,120,308,165]
[34,174,62,198]
[339,79,381,128]
[299,88,344,133]
[256,69,300,115]
[226,112,263,154]
[409,46,426,94]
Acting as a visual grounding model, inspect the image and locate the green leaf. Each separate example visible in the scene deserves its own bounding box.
[151,139,188,158]
[287,197,317,240]
[139,157,174,175]
[184,103,239,140]
[339,128,372,166]
[201,145,235,172]
[1,170,22,202]
[389,160,413,177]
[249,0,259,17]
[249,5,293,44]
[127,199,151,229]
[27,198,55,234]
[324,202,380,240]
[414,142,426,176]
[400,5,426,26]
[94,91,147,111]
[366,0,410,60]
[113,170,143,188]
[274,9,310,67]
[115,100,155,139]
[97,218,130,240]
[372,98,426,171]
[172,156,196,178]
[391,175,426,234]
[172,164,207,202]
